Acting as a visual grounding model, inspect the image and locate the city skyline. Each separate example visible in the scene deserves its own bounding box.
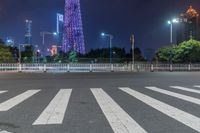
[0,0,200,53]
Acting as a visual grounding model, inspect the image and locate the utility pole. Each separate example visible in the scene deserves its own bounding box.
[130,34,135,71]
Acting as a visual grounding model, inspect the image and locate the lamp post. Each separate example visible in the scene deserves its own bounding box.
[101,32,114,64]
[40,32,57,62]
[167,18,179,44]
[130,34,135,71]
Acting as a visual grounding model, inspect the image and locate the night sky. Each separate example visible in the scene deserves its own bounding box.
[0,0,200,54]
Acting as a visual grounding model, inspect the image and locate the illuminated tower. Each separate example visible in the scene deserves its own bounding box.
[63,0,85,54]
[177,6,200,44]
[25,20,32,45]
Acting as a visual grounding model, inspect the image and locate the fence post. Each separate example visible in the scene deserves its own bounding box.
[111,64,114,72]
[90,64,93,72]
[67,64,70,72]
[188,64,191,71]
[170,64,173,72]
[18,64,22,73]
[43,64,47,73]
[151,64,154,72]
[137,65,140,72]
[131,64,134,72]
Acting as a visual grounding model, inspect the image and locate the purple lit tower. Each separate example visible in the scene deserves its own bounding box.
[63,0,85,54]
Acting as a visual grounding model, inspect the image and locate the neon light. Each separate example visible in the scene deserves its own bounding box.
[63,0,86,54]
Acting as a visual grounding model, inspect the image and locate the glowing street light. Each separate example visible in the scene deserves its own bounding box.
[53,32,58,36]
[101,33,106,37]
[172,18,179,23]
[167,18,179,44]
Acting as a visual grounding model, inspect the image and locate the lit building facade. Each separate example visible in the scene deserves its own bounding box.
[25,20,32,45]
[50,45,58,56]
[63,0,86,54]
[177,6,200,44]
[57,13,64,46]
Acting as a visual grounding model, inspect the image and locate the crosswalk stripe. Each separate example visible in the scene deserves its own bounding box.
[145,87,200,105]
[0,91,7,94]
[170,86,200,94]
[119,87,200,132]
[0,130,12,133]
[33,89,72,125]
[91,88,147,133]
[193,85,200,88]
[0,90,40,111]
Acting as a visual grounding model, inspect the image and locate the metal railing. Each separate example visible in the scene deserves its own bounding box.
[0,63,199,73]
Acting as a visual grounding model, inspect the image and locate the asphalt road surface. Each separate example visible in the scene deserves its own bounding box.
[0,72,199,133]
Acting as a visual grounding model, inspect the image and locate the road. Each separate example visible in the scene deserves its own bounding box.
[0,72,199,133]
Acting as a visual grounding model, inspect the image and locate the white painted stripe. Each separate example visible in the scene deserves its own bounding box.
[119,87,200,132]
[145,87,200,105]
[0,90,40,111]
[91,88,147,133]
[0,91,7,94]
[33,89,72,125]
[0,130,12,133]
[171,86,200,94]
[194,85,200,88]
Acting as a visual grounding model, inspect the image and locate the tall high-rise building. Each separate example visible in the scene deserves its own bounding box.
[57,13,64,46]
[24,20,32,45]
[177,6,200,44]
[63,0,86,54]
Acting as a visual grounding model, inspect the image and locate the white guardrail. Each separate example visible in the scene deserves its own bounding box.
[0,63,199,73]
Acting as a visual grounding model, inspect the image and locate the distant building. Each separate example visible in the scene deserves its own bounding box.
[5,37,14,47]
[25,20,32,45]
[50,45,58,56]
[177,6,200,44]
[57,13,64,46]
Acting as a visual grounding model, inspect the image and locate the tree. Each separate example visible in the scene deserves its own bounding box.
[126,47,146,61]
[0,38,4,44]
[9,46,19,62]
[156,45,176,62]
[21,45,34,63]
[0,44,13,63]
[156,39,200,63]
[68,51,78,63]
[174,39,200,63]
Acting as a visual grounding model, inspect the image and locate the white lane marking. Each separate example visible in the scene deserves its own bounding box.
[119,87,200,132]
[194,85,200,88]
[0,130,12,133]
[33,89,72,125]
[0,91,7,94]
[145,87,200,105]
[91,88,147,133]
[0,90,40,111]
[171,86,200,94]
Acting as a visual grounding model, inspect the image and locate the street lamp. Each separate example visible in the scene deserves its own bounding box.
[167,18,179,44]
[101,32,114,64]
[40,32,58,62]
[130,34,135,71]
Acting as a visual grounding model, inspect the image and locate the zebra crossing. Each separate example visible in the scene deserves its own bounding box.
[0,86,200,132]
